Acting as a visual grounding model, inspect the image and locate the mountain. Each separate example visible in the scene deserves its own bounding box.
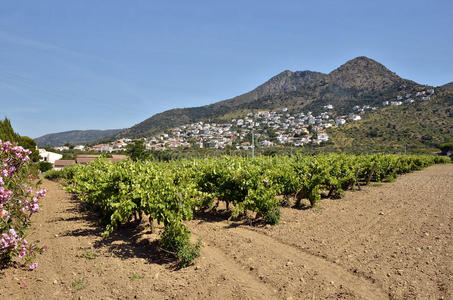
[117,56,422,138]
[118,69,325,137]
[35,129,123,146]
[326,90,453,153]
[441,82,453,91]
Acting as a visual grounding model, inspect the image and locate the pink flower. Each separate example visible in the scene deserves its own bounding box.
[36,189,47,198]
[31,203,39,213]
[28,262,38,270]
[18,247,26,258]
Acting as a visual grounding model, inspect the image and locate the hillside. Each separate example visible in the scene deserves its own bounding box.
[35,129,123,146]
[118,56,422,138]
[441,82,453,91]
[326,90,453,153]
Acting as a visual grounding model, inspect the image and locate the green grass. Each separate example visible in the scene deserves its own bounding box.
[71,278,86,291]
[82,250,98,260]
[128,274,144,280]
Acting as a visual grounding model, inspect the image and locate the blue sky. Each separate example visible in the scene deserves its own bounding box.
[1,0,452,138]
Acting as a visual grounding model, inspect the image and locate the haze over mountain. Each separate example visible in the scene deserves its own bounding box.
[35,129,122,147]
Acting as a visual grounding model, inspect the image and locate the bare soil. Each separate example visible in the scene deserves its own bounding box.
[1,164,452,300]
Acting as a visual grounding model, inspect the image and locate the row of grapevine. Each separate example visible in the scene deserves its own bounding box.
[58,154,450,266]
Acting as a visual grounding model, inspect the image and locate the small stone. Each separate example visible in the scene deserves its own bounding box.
[249,266,255,271]
[378,212,384,215]
[53,279,58,284]
[330,281,334,285]
[36,278,43,282]
[424,232,430,237]
[286,261,293,267]
[396,270,403,276]
[54,234,59,237]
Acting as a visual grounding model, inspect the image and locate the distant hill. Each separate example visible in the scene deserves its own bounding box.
[117,56,424,138]
[441,82,453,91]
[326,90,453,153]
[35,129,123,146]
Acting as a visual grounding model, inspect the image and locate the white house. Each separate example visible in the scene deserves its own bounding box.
[348,114,362,121]
[318,133,329,141]
[38,149,63,164]
[404,99,415,104]
[73,145,85,151]
[335,118,346,126]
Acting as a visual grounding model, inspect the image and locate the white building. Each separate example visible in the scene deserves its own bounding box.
[348,114,362,121]
[318,133,329,141]
[38,149,63,164]
[335,118,346,126]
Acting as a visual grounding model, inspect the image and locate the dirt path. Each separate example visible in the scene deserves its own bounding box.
[1,164,452,299]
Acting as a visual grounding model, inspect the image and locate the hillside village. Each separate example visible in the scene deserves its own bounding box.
[48,88,435,153]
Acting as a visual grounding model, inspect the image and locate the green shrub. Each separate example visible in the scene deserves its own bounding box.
[37,161,53,173]
[265,206,280,225]
[43,169,64,180]
[160,223,201,267]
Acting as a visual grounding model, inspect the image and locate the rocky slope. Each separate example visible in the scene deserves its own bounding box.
[118,56,423,138]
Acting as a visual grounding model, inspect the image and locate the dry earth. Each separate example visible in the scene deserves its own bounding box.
[0,164,452,300]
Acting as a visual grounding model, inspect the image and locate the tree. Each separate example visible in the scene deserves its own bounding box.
[439,142,453,155]
[37,161,53,172]
[126,140,149,161]
[19,136,40,162]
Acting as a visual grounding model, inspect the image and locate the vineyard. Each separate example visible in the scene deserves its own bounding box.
[54,154,450,266]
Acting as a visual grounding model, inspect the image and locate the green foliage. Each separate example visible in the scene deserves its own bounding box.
[0,118,39,161]
[160,222,201,267]
[61,153,449,268]
[439,142,453,155]
[37,161,53,173]
[327,91,453,154]
[71,278,86,290]
[126,140,149,161]
[43,165,77,181]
